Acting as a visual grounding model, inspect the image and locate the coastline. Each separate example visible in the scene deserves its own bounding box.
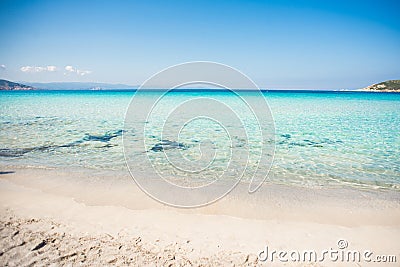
[1,167,399,266]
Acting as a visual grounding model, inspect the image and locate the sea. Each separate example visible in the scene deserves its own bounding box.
[1,90,399,191]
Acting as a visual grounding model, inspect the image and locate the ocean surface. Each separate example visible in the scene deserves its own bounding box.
[1,90,399,190]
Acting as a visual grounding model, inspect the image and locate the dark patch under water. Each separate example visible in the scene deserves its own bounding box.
[83,130,123,142]
[0,146,53,157]
[150,140,188,152]
[0,171,15,175]
[0,130,123,158]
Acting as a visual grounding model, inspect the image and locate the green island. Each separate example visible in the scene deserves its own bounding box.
[361,80,400,92]
[0,79,34,90]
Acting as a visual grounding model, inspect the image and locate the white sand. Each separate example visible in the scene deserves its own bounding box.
[0,168,399,266]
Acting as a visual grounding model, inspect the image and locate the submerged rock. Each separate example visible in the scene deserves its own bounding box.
[0,146,52,157]
[0,130,124,158]
[150,140,187,152]
[83,130,123,142]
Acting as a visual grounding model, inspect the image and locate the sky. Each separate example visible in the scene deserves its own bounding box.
[0,0,399,89]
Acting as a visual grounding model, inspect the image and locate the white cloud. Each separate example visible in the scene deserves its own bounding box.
[64,65,92,76]
[46,65,57,72]
[77,70,92,76]
[0,64,5,70]
[65,65,75,72]
[20,65,57,73]
[18,65,91,76]
[20,66,33,72]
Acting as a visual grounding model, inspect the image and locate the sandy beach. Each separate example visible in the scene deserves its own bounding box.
[2,0,400,265]
[0,167,399,266]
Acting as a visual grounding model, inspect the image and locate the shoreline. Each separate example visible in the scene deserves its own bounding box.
[1,167,399,265]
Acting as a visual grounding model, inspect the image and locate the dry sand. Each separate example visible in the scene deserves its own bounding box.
[0,167,399,266]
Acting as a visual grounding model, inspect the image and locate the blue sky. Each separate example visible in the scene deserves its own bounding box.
[0,0,399,89]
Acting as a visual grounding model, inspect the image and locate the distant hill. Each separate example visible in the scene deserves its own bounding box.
[23,82,137,90]
[361,80,400,92]
[0,79,34,90]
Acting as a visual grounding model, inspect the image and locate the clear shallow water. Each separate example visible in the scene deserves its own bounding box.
[0,90,399,190]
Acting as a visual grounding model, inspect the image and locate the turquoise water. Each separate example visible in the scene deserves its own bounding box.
[1,90,399,190]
